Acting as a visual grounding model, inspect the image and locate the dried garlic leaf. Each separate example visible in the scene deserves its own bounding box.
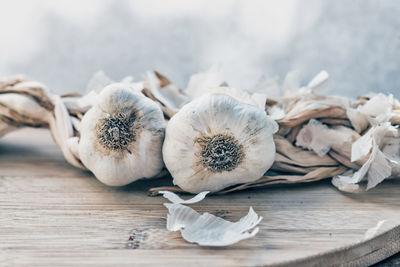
[49,96,85,169]
[271,161,319,174]
[382,136,400,176]
[220,166,347,194]
[279,105,347,128]
[62,90,99,114]
[161,191,262,246]
[346,108,369,133]
[366,148,392,190]
[347,93,394,133]
[144,71,187,111]
[332,123,398,191]
[296,119,357,157]
[274,135,338,167]
[268,105,285,120]
[329,150,360,170]
[0,93,49,121]
[359,94,393,125]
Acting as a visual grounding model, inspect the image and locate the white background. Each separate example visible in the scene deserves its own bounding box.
[0,0,399,97]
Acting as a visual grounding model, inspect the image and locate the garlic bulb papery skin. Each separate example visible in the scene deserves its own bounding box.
[204,86,265,110]
[78,83,165,186]
[162,93,278,193]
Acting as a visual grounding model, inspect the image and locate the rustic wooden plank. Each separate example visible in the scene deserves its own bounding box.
[0,128,399,266]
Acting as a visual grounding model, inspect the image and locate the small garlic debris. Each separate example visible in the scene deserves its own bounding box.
[160,191,262,246]
[78,83,165,186]
[163,92,278,193]
[158,190,210,204]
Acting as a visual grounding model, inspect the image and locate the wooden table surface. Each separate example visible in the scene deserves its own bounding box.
[0,128,399,266]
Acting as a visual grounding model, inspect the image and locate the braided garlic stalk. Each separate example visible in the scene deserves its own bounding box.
[0,76,84,169]
[2,71,400,194]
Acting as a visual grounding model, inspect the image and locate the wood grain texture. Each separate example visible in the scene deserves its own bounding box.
[0,128,400,266]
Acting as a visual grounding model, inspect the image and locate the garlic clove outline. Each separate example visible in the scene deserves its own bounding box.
[78,83,166,186]
[162,92,278,193]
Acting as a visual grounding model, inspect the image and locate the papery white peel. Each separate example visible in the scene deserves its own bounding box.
[366,148,392,190]
[49,96,84,169]
[268,105,285,120]
[158,190,210,204]
[62,90,99,114]
[331,175,361,193]
[70,116,82,133]
[145,71,187,110]
[360,94,393,125]
[332,122,399,192]
[347,93,394,132]
[160,191,262,247]
[382,136,400,176]
[296,119,354,157]
[364,220,386,240]
[65,136,80,160]
[185,66,223,100]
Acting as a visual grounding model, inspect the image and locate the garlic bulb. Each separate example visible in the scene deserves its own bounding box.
[162,93,278,193]
[160,190,262,246]
[78,83,165,186]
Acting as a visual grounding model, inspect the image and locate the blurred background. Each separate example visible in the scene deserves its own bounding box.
[0,0,399,97]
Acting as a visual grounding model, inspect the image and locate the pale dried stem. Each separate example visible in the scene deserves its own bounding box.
[0,76,85,169]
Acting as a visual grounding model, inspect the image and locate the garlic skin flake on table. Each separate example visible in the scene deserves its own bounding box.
[78,83,166,186]
[162,92,278,193]
[159,191,262,246]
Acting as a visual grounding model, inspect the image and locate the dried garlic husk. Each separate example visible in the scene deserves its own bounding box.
[296,119,359,158]
[347,93,395,133]
[332,122,399,192]
[162,92,278,193]
[62,90,99,114]
[143,71,188,118]
[0,93,49,128]
[159,191,262,246]
[78,83,165,186]
[273,135,337,166]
